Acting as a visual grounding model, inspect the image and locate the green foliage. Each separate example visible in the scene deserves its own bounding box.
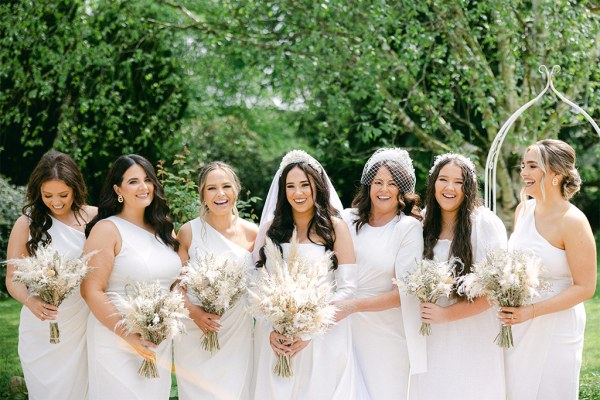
[0,299,25,399]
[161,0,600,220]
[157,150,262,231]
[0,0,188,201]
[0,178,26,299]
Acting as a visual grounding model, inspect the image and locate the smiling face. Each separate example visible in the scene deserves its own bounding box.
[520,147,553,199]
[40,179,74,217]
[285,166,316,215]
[434,163,465,213]
[369,166,400,216]
[202,168,237,217]
[114,164,154,209]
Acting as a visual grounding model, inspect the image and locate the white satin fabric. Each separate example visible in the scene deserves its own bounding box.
[87,216,181,400]
[19,216,90,400]
[173,218,254,400]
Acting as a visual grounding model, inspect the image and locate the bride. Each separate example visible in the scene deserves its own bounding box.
[251,150,367,399]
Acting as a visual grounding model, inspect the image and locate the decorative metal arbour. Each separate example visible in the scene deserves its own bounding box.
[484,65,600,213]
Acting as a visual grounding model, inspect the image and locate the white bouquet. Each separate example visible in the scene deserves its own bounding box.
[8,244,95,344]
[249,232,336,378]
[179,252,248,352]
[458,249,549,348]
[110,281,188,378]
[394,258,457,336]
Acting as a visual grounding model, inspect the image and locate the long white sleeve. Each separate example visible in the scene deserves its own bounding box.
[331,263,357,302]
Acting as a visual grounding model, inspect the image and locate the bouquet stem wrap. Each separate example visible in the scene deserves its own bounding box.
[249,231,336,378]
[394,258,457,337]
[110,281,189,378]
[458,249,549,349]
[7,245,95,344]
[179,253,248,353]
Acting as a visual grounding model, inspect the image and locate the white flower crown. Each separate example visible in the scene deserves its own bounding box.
[279,150,322,174]
[429,153,478,183]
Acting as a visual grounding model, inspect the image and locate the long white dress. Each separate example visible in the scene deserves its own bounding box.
[87,216,182,400]
[18,216,90,400]
[173,218,254,400]
[409,206,507,400]
[505,199,585,400]
[342,209,426,400]
[252,242,368,400]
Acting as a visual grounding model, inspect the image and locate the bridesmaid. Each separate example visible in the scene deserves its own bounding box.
[173,161,257,400]
[252,150,366,399]
[409,153,507,400]
[6,150,97,400]
[336,148,426,399]
[500,139,595,399]
[81,155,181,400]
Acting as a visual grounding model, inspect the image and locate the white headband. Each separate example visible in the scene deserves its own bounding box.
[429,153,477,183]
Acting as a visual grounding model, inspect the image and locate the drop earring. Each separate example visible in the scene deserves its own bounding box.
[117,194,124,203]
[552,177,559,186]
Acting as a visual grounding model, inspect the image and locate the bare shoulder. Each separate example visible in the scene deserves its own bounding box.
[513,202,524,226]
[332,216,350,233]
[560,204,593,236]
[12,215,31,233]
[176,221,193,244]
[239,218,259,241]
[81,205,98,222]
[88,219,119,241]
[8,215,31,249]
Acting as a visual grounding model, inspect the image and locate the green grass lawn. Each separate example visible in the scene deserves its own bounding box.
[1,263,599,398]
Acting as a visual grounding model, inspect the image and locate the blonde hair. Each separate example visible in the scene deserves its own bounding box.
[520,139,581,203]
[197,161,242,221]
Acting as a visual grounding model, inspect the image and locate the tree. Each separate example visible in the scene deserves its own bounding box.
[0,0,188,200]
[160,0,600,225]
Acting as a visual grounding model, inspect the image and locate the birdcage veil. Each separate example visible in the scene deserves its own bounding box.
[252,150,343,262]
[360,148,416,194]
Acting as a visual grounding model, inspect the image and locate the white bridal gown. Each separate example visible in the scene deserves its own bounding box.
[409,206,507,400]
[342,209,427,400]
[19,216,90,400]
[505,199,585,400]
[252,242,368,400]
[87,216,181,400]
[173,218,254,400]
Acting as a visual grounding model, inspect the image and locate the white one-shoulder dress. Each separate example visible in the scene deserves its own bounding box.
[86,216,181,400]
[173,218,254,400]
[409,206,507,400]
[342,209,426,400]
[19,216,90,400]
[252,242,368,400]
[505,199,585,400]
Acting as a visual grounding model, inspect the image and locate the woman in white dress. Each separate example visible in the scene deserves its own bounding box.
[6,150,97,400]
[409,153,507,400]
[252,150,366,400]
[173,161,257,399]
[499,139,596,399]
[335,148,426,399]
[81,154,181,400]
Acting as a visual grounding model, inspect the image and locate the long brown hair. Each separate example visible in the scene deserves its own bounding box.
[257,162,339,269]
[350,161,422,234]
[85,154,179,251]
[23,151,88,255]
[423,157,481,282]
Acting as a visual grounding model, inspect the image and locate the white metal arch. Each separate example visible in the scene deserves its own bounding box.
[484,65,600,212]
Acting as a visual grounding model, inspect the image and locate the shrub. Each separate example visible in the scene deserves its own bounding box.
[0,178,26,298]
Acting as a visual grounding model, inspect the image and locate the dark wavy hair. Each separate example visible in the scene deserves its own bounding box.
[350,161,422,233]
[423,157,481,286]
[257,162,339,269]
[22,150,88,255]
[85,154,178,251]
